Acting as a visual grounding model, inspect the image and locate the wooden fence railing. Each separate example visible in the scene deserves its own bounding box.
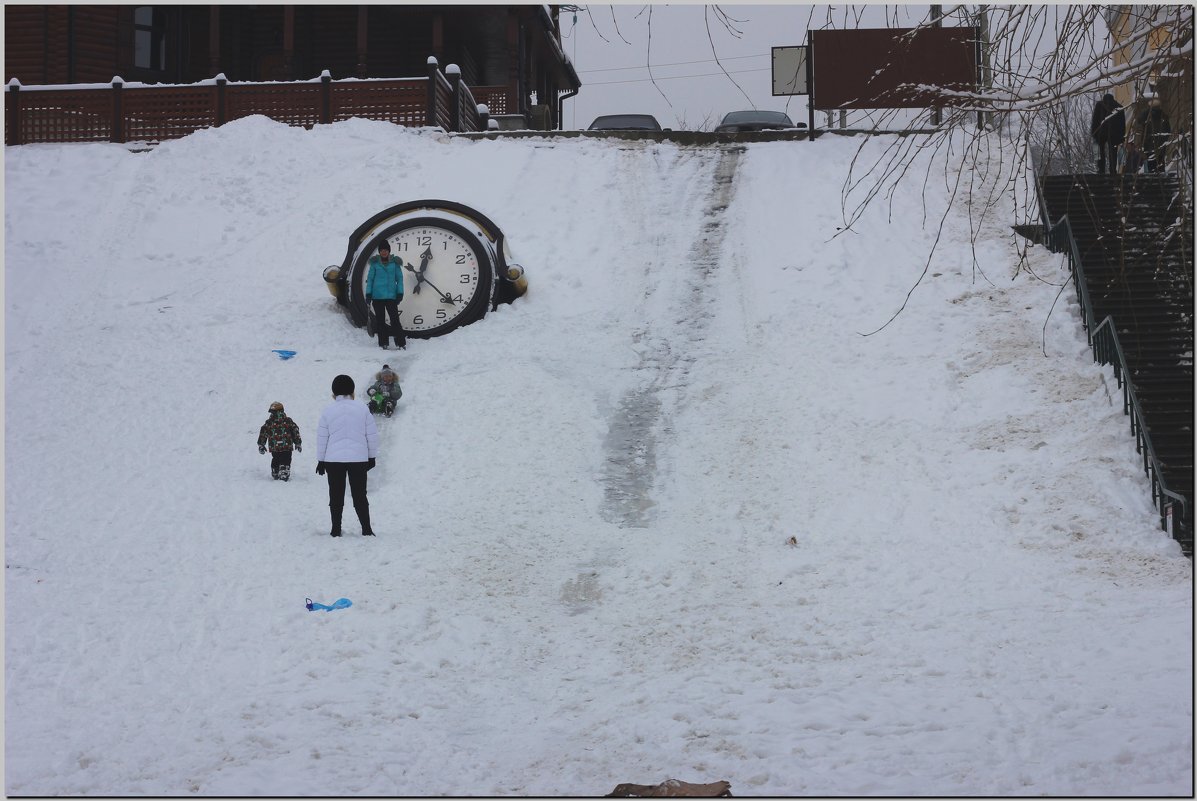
[5,57,507,146]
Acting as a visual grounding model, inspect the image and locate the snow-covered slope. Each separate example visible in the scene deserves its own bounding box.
[5,118,1191,796]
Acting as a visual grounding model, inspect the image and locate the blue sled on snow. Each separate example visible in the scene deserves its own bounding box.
[272,349,298,360]
[306,597,352,611]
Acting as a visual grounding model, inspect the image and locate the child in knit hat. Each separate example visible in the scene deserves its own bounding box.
[366,365,403,417]
[257,401,302,480]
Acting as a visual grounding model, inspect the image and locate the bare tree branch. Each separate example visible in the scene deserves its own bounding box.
[825,4,1192,336]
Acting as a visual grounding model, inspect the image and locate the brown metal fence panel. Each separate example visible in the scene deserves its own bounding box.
[811,27,979,110]
[472,86,511,116]
[15,88,112,143]
[7,64,491,144]
[331,80,426,126]
[225,82,323,128]
[122,85,219,142]
[456,81,479,133]
[432,71,453,131]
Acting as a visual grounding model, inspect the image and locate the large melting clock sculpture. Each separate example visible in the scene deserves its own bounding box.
[323,200,526,338]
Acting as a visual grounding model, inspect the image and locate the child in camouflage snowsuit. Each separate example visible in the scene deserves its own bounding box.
[258,401,302,481]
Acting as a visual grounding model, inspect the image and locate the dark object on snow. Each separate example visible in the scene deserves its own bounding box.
[606,779,732,798]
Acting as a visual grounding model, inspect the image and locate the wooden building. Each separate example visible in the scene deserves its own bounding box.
[4,4,580,128]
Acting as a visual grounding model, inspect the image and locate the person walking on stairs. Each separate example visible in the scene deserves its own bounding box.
[1090,93,1125,176]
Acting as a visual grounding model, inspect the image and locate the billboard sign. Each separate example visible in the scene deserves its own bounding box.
[772,46,809,96]
[810,27,979,110]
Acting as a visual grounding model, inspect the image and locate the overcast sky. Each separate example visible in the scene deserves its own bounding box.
[563,4,939,130]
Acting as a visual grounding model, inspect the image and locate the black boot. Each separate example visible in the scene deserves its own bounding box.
[356,503,374,536]
[329,505,343,537]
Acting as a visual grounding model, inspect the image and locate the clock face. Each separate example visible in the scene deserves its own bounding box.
[386,225,481,333]
[355,217,495,338]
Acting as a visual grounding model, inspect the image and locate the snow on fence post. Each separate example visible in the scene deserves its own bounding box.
[477,103,490,133]
[426,57,439,128]
[6,79,21,146]
[215,73,227,126]
[320,70,333,125]
[446,63,462,132]
[111,76,125,144]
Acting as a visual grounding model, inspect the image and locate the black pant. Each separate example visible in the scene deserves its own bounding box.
[270,450,293,476]
[372,299,405,348]
[368,398,395,415]
[1096,138,1117,175]
[1148,136,1168,173]
[325,462,372,533]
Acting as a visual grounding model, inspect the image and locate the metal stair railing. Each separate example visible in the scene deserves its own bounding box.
[1033,174,1191,546]
[1091,316,1190,537]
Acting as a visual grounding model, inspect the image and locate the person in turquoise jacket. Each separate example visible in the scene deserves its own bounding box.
[365,240,406,350]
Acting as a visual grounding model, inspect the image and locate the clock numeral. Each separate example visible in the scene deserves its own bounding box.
[412,314,424,326]
[460,274,472,284]
[452,294,464,303]
[396,242,408,252]
[416,236,432,246]
[436,308,447,320]
[456,254,466,264]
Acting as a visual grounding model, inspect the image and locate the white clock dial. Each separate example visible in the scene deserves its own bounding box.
[385,225,482,332]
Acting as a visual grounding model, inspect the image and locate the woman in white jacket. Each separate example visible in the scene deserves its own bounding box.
[316,374,380,537]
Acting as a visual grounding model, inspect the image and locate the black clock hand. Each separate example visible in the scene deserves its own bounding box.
[413,248,434,294]
[403,249,434,295]
[402,261,422,294]
[417,276,457,305]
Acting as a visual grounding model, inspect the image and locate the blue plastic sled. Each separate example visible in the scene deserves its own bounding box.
[306,597,352,611]
[272,350,298,360]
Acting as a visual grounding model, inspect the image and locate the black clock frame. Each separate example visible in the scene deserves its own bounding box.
[359,217,493,339]
[336,199,519,339]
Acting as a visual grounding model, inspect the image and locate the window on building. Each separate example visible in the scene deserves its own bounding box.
[134,7,168,71]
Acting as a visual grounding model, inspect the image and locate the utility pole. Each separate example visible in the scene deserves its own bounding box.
[978,5,992,130]
[930,4,942,128]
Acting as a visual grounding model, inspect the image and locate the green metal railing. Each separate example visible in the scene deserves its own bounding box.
[1034,176,1191,546]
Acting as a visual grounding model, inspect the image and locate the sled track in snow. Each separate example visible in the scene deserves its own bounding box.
[600,146,744,529]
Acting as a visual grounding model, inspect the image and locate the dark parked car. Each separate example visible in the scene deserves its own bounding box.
[714,110,806,133]
[588,114,664,131]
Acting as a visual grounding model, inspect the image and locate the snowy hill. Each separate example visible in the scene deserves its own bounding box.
[4,118,1191,796]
